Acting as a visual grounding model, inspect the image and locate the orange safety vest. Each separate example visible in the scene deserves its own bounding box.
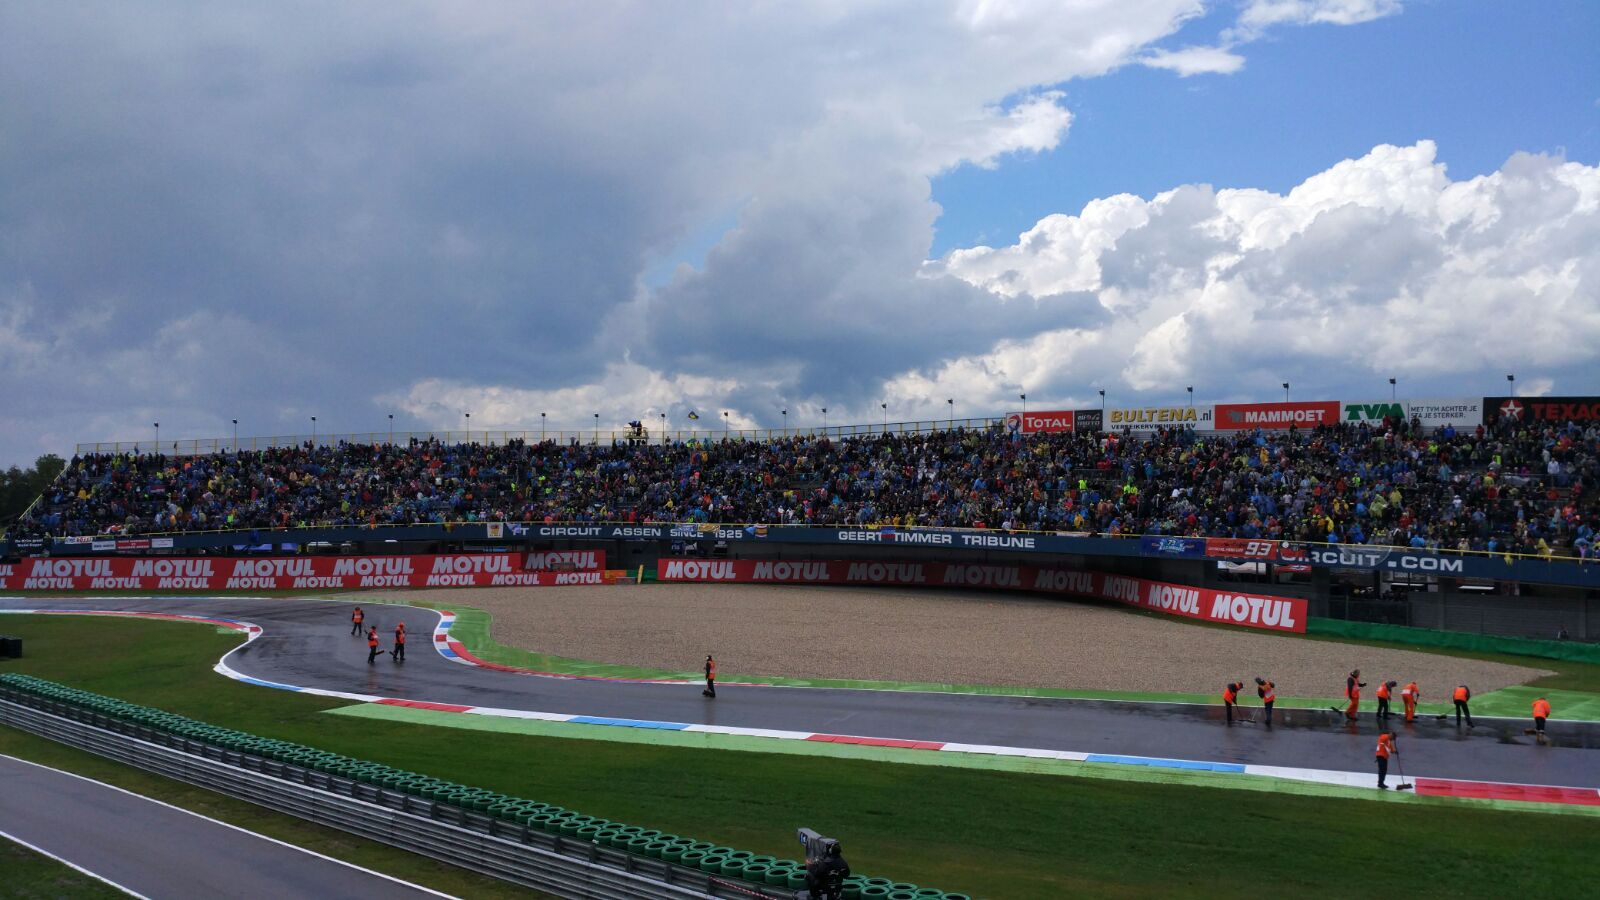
[368,631,379,648]
[353,609,363,623]
[1259,681,1276,703]
[1375,735,1395,759]
[394,627,406,645]
[1377,683,1391,700]
[706,659,716,679]
[1453,686,1469,702]
[1403,683,1419,701]
[1224,684,1238,704]
[1533,699,1550,718]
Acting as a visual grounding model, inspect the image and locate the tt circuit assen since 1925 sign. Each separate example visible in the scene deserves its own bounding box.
[657,558,1307,632]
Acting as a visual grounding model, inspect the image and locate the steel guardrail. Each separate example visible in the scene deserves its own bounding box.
[0,693,790,900]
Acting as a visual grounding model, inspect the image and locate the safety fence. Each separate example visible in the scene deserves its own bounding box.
[0,675,971,900]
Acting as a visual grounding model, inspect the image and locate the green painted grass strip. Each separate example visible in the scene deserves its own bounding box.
[326,702,1600,819]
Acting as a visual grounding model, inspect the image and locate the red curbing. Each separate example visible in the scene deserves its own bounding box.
[806,734,945,750]
[1413,778,1600,806]
[374,698,474,713]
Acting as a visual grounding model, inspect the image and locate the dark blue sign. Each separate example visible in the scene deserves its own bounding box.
[1139,536,1206,557]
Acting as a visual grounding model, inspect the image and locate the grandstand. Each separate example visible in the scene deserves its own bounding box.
[12,411,1597,562]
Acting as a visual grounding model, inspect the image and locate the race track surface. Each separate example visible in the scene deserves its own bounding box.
[5,596,1597,790]
[0,754,450,899]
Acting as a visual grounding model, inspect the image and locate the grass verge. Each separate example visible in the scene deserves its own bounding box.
[0,835,126,899]
[2,613,1599,898]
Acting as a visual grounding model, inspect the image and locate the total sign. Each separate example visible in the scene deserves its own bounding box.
[1005,410,1075,433]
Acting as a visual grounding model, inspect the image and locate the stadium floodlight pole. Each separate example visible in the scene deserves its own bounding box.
[947,397,954,427]
[660,411,667,444]
[722,411,729,435]
[232,419,238,453]
[1282,382,1290,402]
[881,402,887,432]
[540,412,546,441]
[1389,377,1397,400]
[387,413,393,445]
[594,412,600,444]
[781,408,787,434]
[1098,389,1105,414]
[310,416,317,443]
[153,422,159,455]
[1507,373,1515,395]
[1186,386,1193,408]
[464,411,470,444]
[1020,393,1026,417]
[821,407,828,431]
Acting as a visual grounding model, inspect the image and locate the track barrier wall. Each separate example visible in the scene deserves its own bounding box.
[0,674,969,900]
[0,553,616,592]
[657,558,1309,633]
[1307,619,1600,665]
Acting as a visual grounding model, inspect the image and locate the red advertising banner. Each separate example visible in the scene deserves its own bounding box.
[657,558,1306,632]
[1005,410,1075,434]
[1213,401,1341,430]
[1204,538,1281,560]
[0,554,614,592]
[524,549,607,571]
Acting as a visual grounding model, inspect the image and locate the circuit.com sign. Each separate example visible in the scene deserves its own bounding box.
[1005,410,1075,433]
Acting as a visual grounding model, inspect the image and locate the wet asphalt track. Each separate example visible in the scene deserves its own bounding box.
[4,596,1597,789]
[0,754,450,899]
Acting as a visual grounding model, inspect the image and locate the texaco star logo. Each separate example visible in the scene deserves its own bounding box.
[1499,399,1524,420]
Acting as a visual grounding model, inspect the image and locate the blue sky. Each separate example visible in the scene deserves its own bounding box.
[931,0,1600,255]
[1,1,1597,465]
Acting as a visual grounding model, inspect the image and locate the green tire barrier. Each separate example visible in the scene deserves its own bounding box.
[1307,617,1600,664]
[0,673,969,898]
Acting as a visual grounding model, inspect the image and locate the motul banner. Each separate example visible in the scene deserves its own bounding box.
[0,554,615,591]
[1005,410,1075,434]
[1213,401,1340,430]
[657,558,1306,632]
[1484,396,1600,426]
[524,549,606,571]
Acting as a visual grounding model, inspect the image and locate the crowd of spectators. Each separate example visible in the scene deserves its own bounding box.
[14,415,1599,560]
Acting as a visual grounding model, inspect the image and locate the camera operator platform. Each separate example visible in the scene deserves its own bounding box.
[796,828,850,900]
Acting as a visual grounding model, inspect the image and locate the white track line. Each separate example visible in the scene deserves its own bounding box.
[0,826,151,899]
[0,754,460,899]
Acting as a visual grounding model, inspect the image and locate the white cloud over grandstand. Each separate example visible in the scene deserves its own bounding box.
[919,141,1600,410]
[2,1,1592,464]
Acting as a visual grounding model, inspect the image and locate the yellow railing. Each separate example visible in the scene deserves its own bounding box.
[72,419,1005,458]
